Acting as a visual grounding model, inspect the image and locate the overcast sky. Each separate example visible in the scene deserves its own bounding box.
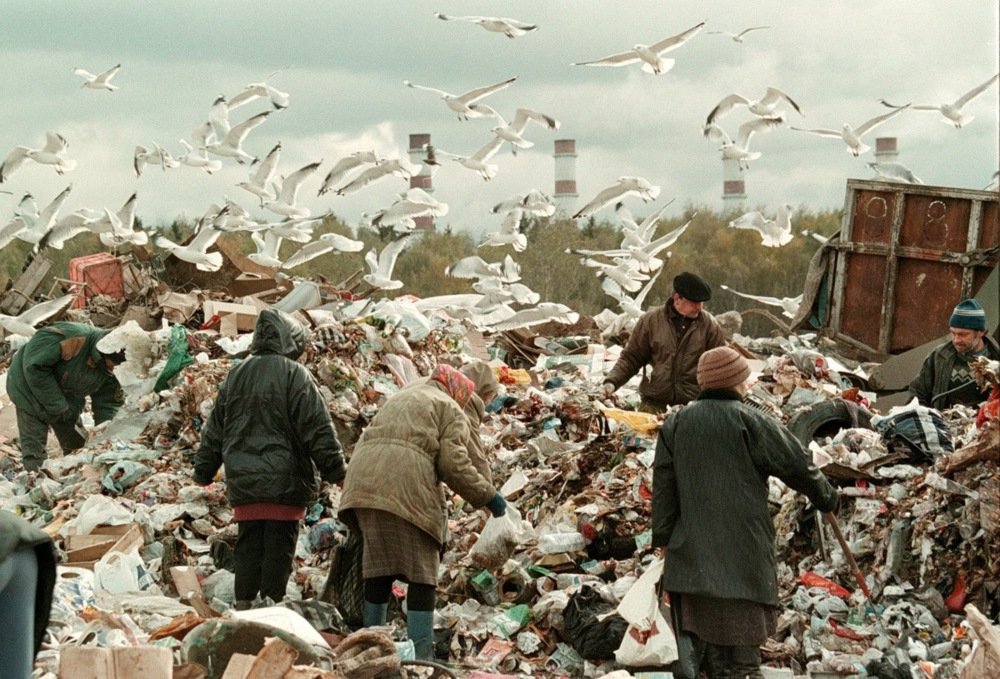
[1,1,997,240]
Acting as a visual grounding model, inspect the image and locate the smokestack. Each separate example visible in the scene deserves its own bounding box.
[553,139,577,215]
[721,158,746,211]
[408,133,435,231]
[874,137,898,164]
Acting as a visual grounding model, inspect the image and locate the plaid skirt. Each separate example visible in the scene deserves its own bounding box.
[678,593,778,646]
[355,508,440,586]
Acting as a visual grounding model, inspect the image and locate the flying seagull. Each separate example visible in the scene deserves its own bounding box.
[227,71,291,110]
[706,87,802,126]
[480,208,528,252]
[281,232,364,270]
[729,204,795,248]
[868,161,923,184]
[154,219,225,271]
[236,142,282,205]
[790,106,909,156]
[704,114,786,169]
[434,12,538,38]
[491,189,556,217]
[0,132,77,182]
[489,303,580,331]
[178,140,223,174]
[436,137,505,181]
[479,105,561,154]
[366,187,449,232]
[134,142,180,177]
[572,21,705,75]
[317,151,382,196]
[363,235,412,290]
[720,284,803,319]
[706,26,769,43]
[404,76,517,120]
[879,72,999,128]
[16,184,74,250]
[206,110,271,164]
[73,63,121,91]
[573,176,661,220]
[263,160,323,219]
[0,292,79,338]
[334,157,422,195]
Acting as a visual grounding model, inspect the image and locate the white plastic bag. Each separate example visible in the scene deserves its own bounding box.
[614,558,678,667]
[470,505,533,569]
[94,547,149,594]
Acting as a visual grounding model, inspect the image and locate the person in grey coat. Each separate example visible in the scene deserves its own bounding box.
[652,346,837,679]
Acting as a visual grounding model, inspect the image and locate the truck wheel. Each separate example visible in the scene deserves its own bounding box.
[787,399,873,445]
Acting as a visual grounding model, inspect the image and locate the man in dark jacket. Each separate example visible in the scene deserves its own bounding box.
[5,322,125,472]
[652,346,837,679]
[603,272,726,412]
[908,298,999,410]
[194,309,347,607]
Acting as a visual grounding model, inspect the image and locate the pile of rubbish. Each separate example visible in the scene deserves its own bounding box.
[1,261,998,679]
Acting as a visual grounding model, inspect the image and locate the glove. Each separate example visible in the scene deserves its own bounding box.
[602,382,616,397]
[54,407,78,424]
[486,492,507,518]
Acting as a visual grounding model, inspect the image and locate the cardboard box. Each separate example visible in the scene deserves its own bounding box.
[68,253,124,308]
[64,523,144,570]
[202,300,259,334]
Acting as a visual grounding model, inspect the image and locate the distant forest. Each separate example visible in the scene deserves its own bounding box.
[0,205,841,338]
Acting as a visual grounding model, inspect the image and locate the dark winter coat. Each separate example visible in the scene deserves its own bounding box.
[604,300,726,406]
[6,322,122,424]
[652,390,837,606]
[0,510,57,657]
[193,309,346,507]
[907,336,1000,409]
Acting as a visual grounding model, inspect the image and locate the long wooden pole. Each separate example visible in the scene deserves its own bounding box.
[823,511,873,600]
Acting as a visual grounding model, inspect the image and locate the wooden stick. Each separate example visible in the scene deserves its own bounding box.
[823,511,873,600]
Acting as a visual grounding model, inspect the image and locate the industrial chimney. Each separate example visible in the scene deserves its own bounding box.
[874,137,899,164]
[553,139,578,215]
[408,133,435,230]
[721,158,747,211]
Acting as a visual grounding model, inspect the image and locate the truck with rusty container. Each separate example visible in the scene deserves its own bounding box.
[790,178,999,407]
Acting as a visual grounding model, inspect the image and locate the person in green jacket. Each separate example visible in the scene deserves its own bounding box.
[0,509,57,679]
[653,346,837,679]
[5,322,125,472]
[193,309,347,608]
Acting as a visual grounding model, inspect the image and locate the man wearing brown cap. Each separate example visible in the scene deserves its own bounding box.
[603,271,726,412]
[652,347,837,679]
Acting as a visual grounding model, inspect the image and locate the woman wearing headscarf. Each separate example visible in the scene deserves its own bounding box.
[339,363,506,660]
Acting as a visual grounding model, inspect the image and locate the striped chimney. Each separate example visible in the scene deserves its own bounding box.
[408,133,435,230]
[874,137,898,164]
[721,158,746,211]
[553,139,578,215]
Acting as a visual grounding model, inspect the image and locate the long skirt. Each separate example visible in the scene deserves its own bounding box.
[678,592,778,646]
[355,508,440,586]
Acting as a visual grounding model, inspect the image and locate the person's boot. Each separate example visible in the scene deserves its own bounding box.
[407,609,435,661]
[363,600,388,627]
[233,600,254,611]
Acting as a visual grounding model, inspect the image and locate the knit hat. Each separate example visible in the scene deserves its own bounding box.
[673,272,712,302]
[949,299,986,331]
[697,346,751,390]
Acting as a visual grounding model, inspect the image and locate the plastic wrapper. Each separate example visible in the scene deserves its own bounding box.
[469,504,533,569]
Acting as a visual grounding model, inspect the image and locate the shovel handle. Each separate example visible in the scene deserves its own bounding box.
[823,511,873,600]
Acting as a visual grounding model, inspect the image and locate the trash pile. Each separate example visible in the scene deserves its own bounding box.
[1,260,998,679]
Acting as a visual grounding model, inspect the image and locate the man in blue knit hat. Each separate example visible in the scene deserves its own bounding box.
[908,298,999,409]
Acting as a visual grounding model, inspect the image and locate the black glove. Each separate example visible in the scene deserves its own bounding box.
[53,407,78,424]
[486,492,507,518]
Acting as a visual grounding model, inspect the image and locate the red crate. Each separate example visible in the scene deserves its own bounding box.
[68,253,124,308]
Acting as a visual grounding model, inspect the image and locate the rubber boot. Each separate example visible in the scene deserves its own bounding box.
[407,609,435,661]
[363,600,388,627]
[233,600,254,611]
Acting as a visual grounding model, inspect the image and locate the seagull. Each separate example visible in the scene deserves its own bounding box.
[403,76,517,120]
[134,142,180,177]
[96,193,147,248]
[615,199,676,245]
[572,212,693,273]
[800,229,829,244]
[237,142,282,205]
[436,137,505,180]
[571,21,705,75]
[281,232,364,270]
[248,230,286,268]
[434,12,538,38]
[366,188,449,232]
[720,284,803,319]
[317,151,381,196]
[73,63,121,91]
[38,209,100,250]
[790,106,909,156]
[577,255,650,292]
[445,254,521,282]
[178,140,223,174]
[363,235,411,290]
[729,204,795,247]
[868,161,924,184]
[606,268,664,321]
[0,292,79,338]
[334,157,422,195]
[0,196,32,248]
[473,278,540,308]
[573,176,661,220]
[879,73,998,128]
[206,110,271,164]
[704,114,786,169]
[480,208,528,252]
[263,160,322,219]
[491,188,556,217]
[489,302,580,331]
[706,87,802,126]
[0,132,77,182]
[478,106,561,154]
[154,219,225,271]
[706,26,770,42]
[15,185,73,250]
[227,72,291,110]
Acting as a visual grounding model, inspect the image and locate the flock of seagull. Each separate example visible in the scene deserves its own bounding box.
[1,11,998,338]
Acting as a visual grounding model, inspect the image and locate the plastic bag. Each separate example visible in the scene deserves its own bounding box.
[614,558,678,667]
[94,548,151,594]
[470,505,533,569]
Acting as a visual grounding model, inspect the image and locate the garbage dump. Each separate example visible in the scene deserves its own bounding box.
[1,261,998,679]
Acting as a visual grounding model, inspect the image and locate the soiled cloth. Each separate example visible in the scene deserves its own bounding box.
[677,592,777,646]
[355,508,439,586]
